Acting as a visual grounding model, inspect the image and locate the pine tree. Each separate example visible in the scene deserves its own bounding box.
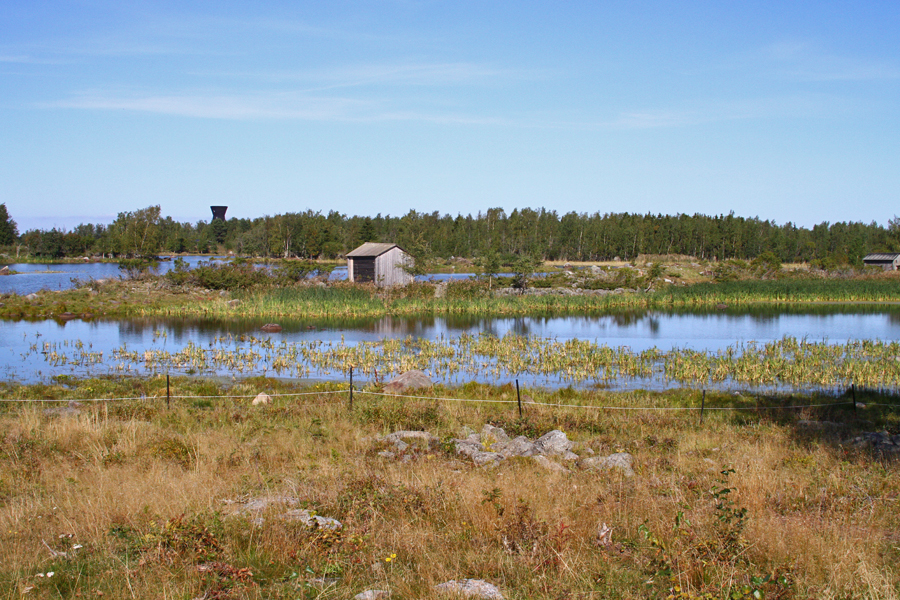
[0,203,18,246]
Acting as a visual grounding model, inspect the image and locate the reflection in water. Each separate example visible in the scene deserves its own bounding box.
[3,306,900,389]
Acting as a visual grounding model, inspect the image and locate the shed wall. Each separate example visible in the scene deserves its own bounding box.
[375,247,413,287]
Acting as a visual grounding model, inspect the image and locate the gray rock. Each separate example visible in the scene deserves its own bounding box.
[25,293,39,301]
[383,370,433,394]
[378,451,396,460]
[252,392,271,406]
[454,439,485,459]
[534,430,573,456]
[224,495,342,529]
[499,436,538,458]
[0,266,9,276]
[355,591,391,600]
[480,424,510,450]
[384,430,439,450]
[581,452,635,477]
[532,455,570,473]
[435,579,504,600]
[227,299,241,308]
[284,509,342,530]
[472,451,503,467]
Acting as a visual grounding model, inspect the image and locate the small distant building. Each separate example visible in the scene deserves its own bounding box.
[863,253,900,270]
[346,243,414,287]
[211,206,228,221]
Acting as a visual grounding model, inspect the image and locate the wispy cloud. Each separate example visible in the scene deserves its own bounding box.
[605,93,854,130]
[764,41,900,82]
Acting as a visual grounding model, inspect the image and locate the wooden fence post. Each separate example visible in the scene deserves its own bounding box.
[700,389,706,424]
[516,379,522,419]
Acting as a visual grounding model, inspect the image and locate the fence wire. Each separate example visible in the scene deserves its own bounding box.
[0,383,880,413]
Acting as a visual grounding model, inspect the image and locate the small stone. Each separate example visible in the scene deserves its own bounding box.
[260,323,282,332]
[435,579,504,600]
[472,451,503,467]
[581,452,635,477]
[252,393,271,406]
[383,370,433,394]
[355,590,391,600]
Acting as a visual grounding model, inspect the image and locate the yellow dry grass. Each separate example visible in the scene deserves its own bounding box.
[0,386,897,599]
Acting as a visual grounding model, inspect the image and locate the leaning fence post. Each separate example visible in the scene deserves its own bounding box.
[700,389,706,424]
[349,366,353,410]
[851,383,857,415]
[516,379,522,419]
[166,374,170,410]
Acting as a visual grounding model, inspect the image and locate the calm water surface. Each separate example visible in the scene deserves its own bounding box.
[2,307,899,387]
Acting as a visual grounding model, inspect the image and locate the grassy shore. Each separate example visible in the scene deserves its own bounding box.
[0,376,897,599]
[4,272,900,323]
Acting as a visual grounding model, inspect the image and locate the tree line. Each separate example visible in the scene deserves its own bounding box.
[3,203,900,266]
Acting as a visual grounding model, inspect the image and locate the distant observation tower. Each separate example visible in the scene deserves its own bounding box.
[211,206,228,221]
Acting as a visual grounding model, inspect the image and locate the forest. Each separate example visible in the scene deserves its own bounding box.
[4,203,900,266]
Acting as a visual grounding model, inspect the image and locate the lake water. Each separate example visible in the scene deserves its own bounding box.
[2,307,899,389]
[0,258,491,296]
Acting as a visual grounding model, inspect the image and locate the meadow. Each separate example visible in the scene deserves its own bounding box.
[0,377,898,599]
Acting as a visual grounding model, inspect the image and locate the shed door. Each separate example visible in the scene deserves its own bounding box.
[355,258,376,282]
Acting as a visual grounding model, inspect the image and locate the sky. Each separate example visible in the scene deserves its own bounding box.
[1,1,898,232]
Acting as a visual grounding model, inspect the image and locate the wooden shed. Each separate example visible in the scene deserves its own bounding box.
[346,243,414,287]
[863,253,900,270]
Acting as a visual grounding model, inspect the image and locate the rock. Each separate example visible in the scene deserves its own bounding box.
[850,431,900,455]
[480,424,510,449]
[252,393,271,406]
[224,495,342,529]
[0,266,9,275]
[25,293,39,301]
[227,299,241,308]
[532,455,570,473]
[581,452,635,477]
[384,430,439,450]
[590,265,602,274]
[383,370,433,394]
[260,323,282,332]
[715,303,728,310]
[355,591,391,600]
[472,452,503,467]
[435,579,504,600]
[57,312,77,320]
[499,436,538,458]
[534,430,573,456]
[284,509,342,530]
[454,439,485,459]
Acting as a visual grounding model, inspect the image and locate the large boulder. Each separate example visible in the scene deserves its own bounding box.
[383,370,433,394]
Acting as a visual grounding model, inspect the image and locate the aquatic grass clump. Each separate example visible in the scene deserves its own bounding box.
[22,331,900,393]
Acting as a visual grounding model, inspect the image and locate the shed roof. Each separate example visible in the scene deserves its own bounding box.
[863,253,900,261]
[346,243,406,258]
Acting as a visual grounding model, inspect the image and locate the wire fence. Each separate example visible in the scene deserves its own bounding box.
[2,374,896,420]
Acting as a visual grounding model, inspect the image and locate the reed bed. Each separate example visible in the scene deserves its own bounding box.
[133,278,900,322]
[23,333,900,392]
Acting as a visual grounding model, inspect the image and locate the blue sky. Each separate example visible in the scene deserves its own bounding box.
[2,1,898,231]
